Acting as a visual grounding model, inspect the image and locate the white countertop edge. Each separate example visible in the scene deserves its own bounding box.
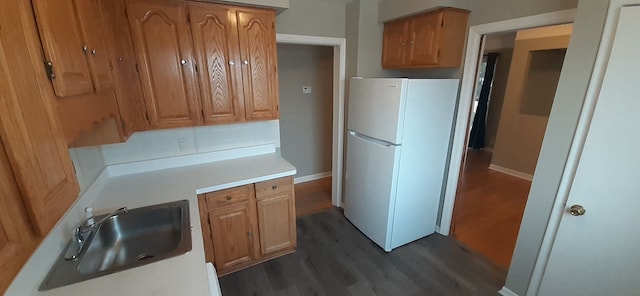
[107,144,276,177]
[195,169,297,194]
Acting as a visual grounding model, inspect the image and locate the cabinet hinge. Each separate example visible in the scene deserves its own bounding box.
[437,49,441,57]
[124,7,128,18]
[201,109,205,120]
[144,113,150,124]
[195,64,198,73]
[120,118,126,132]
[441,19,445,27]
[135,64,140,73]
[187,12,191,23]
[44,61,56,79]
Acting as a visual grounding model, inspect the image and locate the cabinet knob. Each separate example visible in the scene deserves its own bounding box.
[91,49,96,55]
[229,60,235,65]
[409,40,415,46]
[181,59,187,65]
[225,195,232,201]
[247,231,253,238]
[401,41,406,47]
[242,60,249,65]
[82,45,88,53]
[271,185,277,190]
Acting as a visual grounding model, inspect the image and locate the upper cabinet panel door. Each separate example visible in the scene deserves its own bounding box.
[0,0,80,236]
[188,3,244,124]
[409,12,442,66]
[382,20,408,68]
[236,8,279,121]
[74,0,114,93]
[32,0,94,97]
[128,0,203,129]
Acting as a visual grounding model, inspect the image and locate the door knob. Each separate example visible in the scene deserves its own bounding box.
[569,205,586,216]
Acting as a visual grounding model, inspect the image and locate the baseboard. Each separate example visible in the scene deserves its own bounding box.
[499,287,519,296]
[294,171,331,184]
[488,164,533,181]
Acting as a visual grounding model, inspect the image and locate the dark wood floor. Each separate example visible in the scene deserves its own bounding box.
[219,208,506,296]
[295,176,333,217]
[452,150,532,269]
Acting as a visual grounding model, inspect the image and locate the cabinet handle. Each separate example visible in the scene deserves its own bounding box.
[271,185,277,190]
[229,60,235,65]
[181,59,187,65]
[242,60,249,65]
[225,195,232,201]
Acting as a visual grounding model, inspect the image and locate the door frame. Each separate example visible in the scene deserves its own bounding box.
[528,1,640,294]
[439,9,576,235]
[275,34,346,207]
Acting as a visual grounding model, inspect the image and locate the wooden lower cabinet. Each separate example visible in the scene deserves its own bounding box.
[198,176,296,275]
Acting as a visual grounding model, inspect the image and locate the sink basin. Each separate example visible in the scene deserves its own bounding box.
[40,200,192,291]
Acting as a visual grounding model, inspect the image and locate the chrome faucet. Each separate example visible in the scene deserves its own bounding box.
[64,207,128,260]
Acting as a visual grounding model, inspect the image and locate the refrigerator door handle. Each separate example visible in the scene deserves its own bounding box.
[349,131,398,147]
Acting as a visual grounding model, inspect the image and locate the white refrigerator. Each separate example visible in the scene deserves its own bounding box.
[344,77,459,252]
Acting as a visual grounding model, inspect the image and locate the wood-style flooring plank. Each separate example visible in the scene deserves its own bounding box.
[295,177,333,217]
[219,208,506,295]
[452,150,532,269]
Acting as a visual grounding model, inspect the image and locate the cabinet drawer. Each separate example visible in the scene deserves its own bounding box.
[255,177,293,200]
[205,184,253,209]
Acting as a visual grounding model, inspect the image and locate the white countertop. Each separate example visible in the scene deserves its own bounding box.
[25,150,296,296]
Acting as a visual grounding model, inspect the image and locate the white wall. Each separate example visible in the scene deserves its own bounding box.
[68,147,106,192]
[276,0,346,37]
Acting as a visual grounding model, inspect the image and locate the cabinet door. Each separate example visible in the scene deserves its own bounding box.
[236,8,279,121]
[189,3,244,124]
[409,12,443,66]
[75,0,114,93]
[382,19,409,68]
[256,192,296,255]
[0,0,80,236]
[209,201,259,270]
[128,0,203,129]
[0,140,39,294]
[99,0,148,136]
[32,0,94,97]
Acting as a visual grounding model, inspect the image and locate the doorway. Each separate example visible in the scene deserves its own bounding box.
[275,34,346,210]
[277,43,334,216]
[448,24,573,268]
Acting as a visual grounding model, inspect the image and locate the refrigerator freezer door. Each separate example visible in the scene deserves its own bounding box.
[348,78,408,145]
[344,131,401,251]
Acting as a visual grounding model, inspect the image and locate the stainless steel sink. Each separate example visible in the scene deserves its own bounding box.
[40,200,192,291]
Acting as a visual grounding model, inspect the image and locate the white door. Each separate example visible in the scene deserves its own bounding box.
[348,78,408,144]
[538,6,640,295]
[344,131,401,251]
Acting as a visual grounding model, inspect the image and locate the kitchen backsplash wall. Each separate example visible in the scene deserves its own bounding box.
[69,120,281,191]
[101,120,281,165]
[68,146,106,193]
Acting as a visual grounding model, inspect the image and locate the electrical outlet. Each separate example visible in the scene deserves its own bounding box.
[302,86,312,94]
[179,138,187,151]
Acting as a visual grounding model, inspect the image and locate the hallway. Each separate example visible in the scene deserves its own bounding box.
[452,150,531,268]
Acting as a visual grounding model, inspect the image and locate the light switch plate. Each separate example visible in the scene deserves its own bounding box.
[302,86,312,94]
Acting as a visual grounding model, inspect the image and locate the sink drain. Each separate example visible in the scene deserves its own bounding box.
[137,253,155,261]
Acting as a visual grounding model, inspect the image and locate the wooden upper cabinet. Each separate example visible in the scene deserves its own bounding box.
[74,0,114,93]
[32,0,94,96]
[98,0,149,136]
[236,8,279,121]
[0,0,80,236]
[408,12,442,65]
[382,19,409,67]
[188,3,244,124]
[128,0,203,129]
[382,8,469,69]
